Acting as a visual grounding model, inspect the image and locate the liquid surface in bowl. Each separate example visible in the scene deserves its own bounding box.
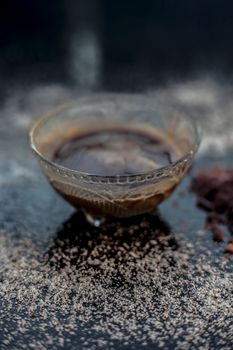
[52,127,179,176]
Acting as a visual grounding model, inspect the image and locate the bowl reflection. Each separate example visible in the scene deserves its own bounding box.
[46,211,178,286]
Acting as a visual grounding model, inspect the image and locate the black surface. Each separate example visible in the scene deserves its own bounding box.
[0,81,232,349]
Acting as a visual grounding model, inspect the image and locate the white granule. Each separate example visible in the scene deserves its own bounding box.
[0,215,232,350]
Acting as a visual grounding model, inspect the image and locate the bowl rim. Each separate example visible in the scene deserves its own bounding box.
[29,93,201,181]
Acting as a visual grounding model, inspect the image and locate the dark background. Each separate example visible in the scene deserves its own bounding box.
[1,0,233,91]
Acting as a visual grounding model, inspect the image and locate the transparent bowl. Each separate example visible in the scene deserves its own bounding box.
[29,94,201,226]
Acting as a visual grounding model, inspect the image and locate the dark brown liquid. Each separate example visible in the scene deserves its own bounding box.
[52,128,177,176]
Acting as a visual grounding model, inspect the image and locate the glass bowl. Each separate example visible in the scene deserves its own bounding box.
[29,94,201,226]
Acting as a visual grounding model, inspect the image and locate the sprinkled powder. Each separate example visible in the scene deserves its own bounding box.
[0,78,233,349]
[0,210,233,350]
[191,167,233,252]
